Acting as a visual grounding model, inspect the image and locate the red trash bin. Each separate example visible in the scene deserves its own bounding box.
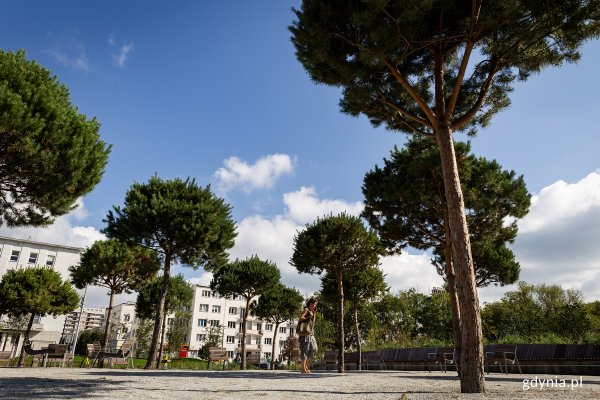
[179,345,189,358]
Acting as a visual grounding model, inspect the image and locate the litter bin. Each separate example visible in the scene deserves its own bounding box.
[179,345,189,358]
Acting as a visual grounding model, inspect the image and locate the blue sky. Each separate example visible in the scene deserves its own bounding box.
[1,1,599,307]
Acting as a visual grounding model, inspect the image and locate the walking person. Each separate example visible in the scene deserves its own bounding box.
[297,296,318,374]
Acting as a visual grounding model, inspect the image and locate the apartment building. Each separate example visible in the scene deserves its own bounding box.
[187,284,298,362]
[61,307,106,345]
[107,301,137,349]
[0,236,84,351]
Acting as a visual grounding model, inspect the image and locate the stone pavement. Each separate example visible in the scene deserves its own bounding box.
[0,368,599,399]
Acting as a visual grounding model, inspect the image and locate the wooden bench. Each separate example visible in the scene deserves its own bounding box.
[0,351,13,367]
[208,347,228,369]
[485,345,522,374]
[363,351,387,370]
[427,347,455,373]
[323,351,338,370]
[45,344,73,367]
[246,353,261,368]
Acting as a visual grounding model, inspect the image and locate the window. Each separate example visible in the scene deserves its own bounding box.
[256,338,261,345]
[198,319,207,327]
[201,290,211,297]
[124,314,130,322]
[209,320,220,327]
[28,252,38,264]
[264,338,272,345]
[212,305,221,313]
[227,321,236,329]
[196,334,206,342]
[45,255,56,267]
[265,324,273,331]
[256,323,262,331]
[199,304,208,312]
[239,308,245,318]
[226,336,235,344]
[279,327,287,333]
[9,250,20,262]
[246,321,252,330]
[212,292,222,299]
[227,351,234,359]
[228,307,237,314]
[265,352,271,359]
[279,340,285,348]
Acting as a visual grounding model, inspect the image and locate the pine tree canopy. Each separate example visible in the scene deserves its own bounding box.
[0,50,111,227]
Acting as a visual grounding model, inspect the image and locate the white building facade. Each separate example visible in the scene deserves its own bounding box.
[187,284,298,362]
[0,235,83,353]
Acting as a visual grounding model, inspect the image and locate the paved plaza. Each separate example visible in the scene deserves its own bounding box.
[0,368,599,399]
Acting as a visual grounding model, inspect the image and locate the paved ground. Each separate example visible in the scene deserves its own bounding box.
[0,368,599,399]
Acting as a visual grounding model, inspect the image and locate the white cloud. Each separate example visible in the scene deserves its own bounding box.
[481,170,600,302]
[283,186,364,225]
[45,49,90,72]
[108,34,116,46]
[111,42,134,68]
[186,186,440,298]
[0,199,104,248]
[214,154,295,193]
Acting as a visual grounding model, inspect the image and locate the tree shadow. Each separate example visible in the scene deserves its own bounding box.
[0,377,124,399]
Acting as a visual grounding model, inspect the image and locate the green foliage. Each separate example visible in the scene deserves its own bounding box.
[166,310,192,356]
[210,256,281,301]
[0,266,79,319]
[363,137,530,287]
[70,239,160,293]
[0,49,110,227]
[104,176,236,272]
[481,281,594,343]
[135,274,194,320]
[291,213,384,276]
[133,319,153,358]
[75,328,104,355]
[290,0,600,137]
[251,283,303,325]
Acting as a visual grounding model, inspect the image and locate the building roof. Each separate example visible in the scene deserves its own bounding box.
[0,235,85,252]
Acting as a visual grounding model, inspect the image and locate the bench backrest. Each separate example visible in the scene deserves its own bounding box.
[246,353,261,365]
[0,351,12,359]
[209,347,228,361]
[324,351,338,362]
[47,344,67,358]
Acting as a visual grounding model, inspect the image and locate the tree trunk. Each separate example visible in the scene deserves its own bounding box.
[272,320,279,368]
[443,231,462,377]
[435,126,485,393]
[103,288,116,350]
[17,313,35,367]
[336,269,345,373]
[241,296,250,370]
[145,252,171,369]
[354,306,362,371]
[157,310,168,369]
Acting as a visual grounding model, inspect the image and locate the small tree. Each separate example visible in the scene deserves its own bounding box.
[135,274,194,366]
[321,266,387,370]
[0,49,110,227]
[251,283,304,363]
[0,266,79,366]
[166,309,192,356]
[75,328,104,355]
[70,239,160,350]
[104,176,236,369]
[210,256,281,369]
[291,213,384,372]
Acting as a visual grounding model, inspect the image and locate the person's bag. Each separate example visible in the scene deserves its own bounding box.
[296,319,312,336]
